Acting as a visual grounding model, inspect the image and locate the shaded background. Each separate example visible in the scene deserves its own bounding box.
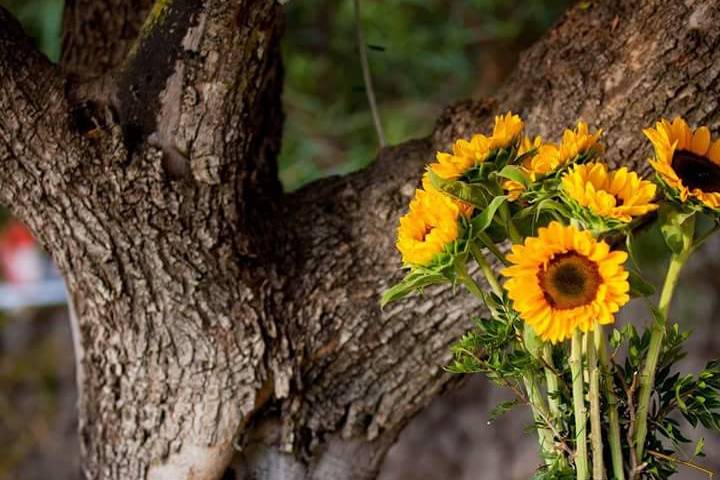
[0,1,718,479]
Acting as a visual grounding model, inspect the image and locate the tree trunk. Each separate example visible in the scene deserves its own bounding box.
[1,0,719,479]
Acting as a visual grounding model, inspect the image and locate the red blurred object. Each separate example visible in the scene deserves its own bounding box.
[0,220,43,284]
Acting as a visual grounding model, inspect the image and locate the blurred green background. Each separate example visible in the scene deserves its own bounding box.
[280,0,570,189]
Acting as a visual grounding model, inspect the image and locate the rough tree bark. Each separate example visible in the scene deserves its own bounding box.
[0,0,719,479]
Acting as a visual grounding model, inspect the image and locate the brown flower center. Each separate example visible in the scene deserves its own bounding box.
[671,150,720,193]
[419,224,434,241]
[538,252,600,310]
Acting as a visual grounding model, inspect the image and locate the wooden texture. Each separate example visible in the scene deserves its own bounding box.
[0,0,719,478]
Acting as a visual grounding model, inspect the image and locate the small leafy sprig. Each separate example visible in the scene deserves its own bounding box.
[383,113,720,479]
[448,292,532,383]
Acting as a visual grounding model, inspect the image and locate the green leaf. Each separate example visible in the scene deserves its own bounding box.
[532,198,572,220]
[523,324,543,360]
[675,380,688,411]
[470,195,508,233]
[694,437,705,457]
[628,269,655,298]
[625,230,642,269]
[496,165,529,187]
[381,270,446,307]
[488,399,521,423]
[427,170,492,208]
[659,204,695,255]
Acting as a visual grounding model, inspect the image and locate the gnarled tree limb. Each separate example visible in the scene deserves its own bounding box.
[1,0,720,479]
[115,0,284,197]
[0,7,91,232]
[253,1,720,478]
[61,0,155,78]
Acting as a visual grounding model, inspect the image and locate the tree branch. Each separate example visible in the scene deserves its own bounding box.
[0,7,90,222]
[5,1,720,479]
[61,0,155,78]
[116,0,284,195]
[261,0,720,474]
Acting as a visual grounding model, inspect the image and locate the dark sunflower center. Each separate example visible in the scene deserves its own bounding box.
[538,252,601,310]
[419,225,434,241]
[671,150,720,193]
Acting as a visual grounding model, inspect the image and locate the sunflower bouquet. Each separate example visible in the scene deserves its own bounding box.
[383,114,720,479]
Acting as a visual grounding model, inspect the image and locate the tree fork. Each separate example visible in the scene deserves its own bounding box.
[0,1,719,479]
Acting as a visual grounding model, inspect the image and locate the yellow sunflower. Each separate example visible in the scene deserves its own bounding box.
[397,188,462,266]
[490,112,524,149]
[421,173,474,217]
[502,222,629,343]
[644,117,720,209]
[504,136,543,200]
[557,120,604,163]
[503,122,603,200]
[527,121,603,175]
[428,112,524,181]
[429,134,493,180]
[561,162,658,222]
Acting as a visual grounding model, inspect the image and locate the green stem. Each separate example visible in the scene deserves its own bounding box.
[507,220,522,244]
[475,231,510,266]
[586,330,604,480]
[571,330,590,480]
[597,328,625,480]
[470,244,555,463]
[500,203,522,244]
[542,343,561,421]
[469,243,503,297]
[454,261,485,300]
[523,373,555,465]
[634,251,688,461]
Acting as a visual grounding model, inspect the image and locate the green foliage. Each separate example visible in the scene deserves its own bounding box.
[0,0,63,61]
[450,308,720,478]
[447,293,534,384]
[281,0,571,190]
[658,204,696,256]
[532,462,576,480]
[488,398,522,423]
[612,322,720,478]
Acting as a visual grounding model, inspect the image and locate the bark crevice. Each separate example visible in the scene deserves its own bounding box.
[2,0,720,479]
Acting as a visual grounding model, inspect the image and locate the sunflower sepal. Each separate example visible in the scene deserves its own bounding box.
[571,149,603,166]
[659,204,696,256]
[516,197,571,222]
[511,174,562,207]
[511,146,539,167]
[495,165,530,188]
[427,170,494,209]
[558,196,629,236]
[487,145,520,171]
[381,239,471,306]
[655,173,711,216]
